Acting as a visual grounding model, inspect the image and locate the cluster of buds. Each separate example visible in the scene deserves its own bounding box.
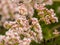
[0,17,43,45]
[34,3,58,24]
[0,0,54,26]
[0,0,34,26]
[0,35,31,45]
[0,0,58,45]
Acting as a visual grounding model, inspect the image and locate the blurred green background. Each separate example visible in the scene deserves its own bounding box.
[0,0,60,45]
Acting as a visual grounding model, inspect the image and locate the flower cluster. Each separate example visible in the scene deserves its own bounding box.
[0,0,58,45]
[0,17,43,45]
[34,3,58,24]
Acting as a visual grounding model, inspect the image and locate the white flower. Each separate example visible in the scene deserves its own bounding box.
[44,0,53,5]
[17,4,28,16]
[0,35,5,42]
[23,0,32,3]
